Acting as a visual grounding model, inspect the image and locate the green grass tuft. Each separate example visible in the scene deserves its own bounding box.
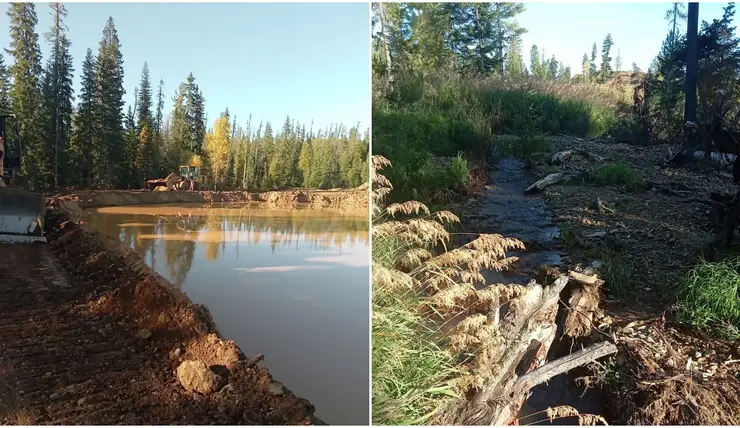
[372,237,459,425]
[592,162,646,192]
[675,259,740,339]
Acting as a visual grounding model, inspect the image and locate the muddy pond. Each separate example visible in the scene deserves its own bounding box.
[84,203,369,425]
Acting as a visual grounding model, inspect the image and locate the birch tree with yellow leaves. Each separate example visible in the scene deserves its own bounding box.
[205,114,231,189]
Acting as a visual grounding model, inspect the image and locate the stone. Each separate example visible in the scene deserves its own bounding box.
[176,360,224,394]
[169,347,182,360]
[268,381,284,396]
[136,329,152,340]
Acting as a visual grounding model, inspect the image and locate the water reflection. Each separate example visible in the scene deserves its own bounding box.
[84,203,369,425]
[87,204,369,286]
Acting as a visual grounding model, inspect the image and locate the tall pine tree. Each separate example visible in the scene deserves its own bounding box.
[6,3,45,189]
[68,48,95,187]
[41,2,74,188]
[93,17,126,188]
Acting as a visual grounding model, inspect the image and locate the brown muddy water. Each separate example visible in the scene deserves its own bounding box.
[84,203,370,425]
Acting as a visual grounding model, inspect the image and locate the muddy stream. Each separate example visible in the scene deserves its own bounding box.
[461,158,609,425]
[84,203,370,425]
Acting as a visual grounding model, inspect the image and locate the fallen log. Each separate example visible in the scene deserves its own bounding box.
[449,276,569,425]
[525,173,566,193]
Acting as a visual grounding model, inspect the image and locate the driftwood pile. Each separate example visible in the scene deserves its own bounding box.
[442,275,617,426]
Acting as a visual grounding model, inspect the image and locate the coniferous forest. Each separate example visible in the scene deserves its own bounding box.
[0,3,369,191]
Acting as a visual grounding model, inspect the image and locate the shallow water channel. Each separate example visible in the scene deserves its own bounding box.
[461,158,608,425]
[84,203,369,425]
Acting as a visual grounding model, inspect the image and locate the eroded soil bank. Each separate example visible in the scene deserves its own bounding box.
[0,188,365,424]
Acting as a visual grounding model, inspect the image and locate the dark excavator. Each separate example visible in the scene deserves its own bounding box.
[0,113,46,243]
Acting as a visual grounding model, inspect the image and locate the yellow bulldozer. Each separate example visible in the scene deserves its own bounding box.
[0,113,46,243]
[146,155,209,192]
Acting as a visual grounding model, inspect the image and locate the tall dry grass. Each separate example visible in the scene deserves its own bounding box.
[372,155,539,424]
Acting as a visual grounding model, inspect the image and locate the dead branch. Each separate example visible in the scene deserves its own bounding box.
[568,271,604,287]
[513,341,618,393]
[525,173,566,193]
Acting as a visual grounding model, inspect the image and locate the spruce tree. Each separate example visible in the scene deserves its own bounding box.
[547,55,558,80]
[184,73,205,154]
[505,34,525,78]
[615,48,622,72]
[581,52,590,81]
[589,42,598,76]
[6,3,45,188]
[600,33,614,76]
[41,2,74,188]
[68,48,95,187]
[153,78,164,175]
[94,17,126,188]
[134,63,153,185]
[0,53,10,112]
[168,82,188,168]
[529,44,540,76]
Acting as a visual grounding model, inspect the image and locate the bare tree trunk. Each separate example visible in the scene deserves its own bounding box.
[376,3,394,86]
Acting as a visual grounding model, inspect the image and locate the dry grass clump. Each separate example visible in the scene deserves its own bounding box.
[372,154,532,419]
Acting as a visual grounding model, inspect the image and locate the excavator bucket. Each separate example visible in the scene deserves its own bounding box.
[0,187,45,243]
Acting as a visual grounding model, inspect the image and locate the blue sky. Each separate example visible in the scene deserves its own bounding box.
[0,3,370,133]
[517,2,730,74]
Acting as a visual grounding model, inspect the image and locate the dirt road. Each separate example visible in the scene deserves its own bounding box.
[0,202,320,424]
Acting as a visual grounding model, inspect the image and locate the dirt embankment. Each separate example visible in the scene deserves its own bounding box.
[0,195,326,424]
[51,185,369,218]
[527,137,740,425]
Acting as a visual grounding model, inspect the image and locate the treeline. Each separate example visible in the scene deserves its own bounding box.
[0,3,367,191]
[372,3,628,84]
[205,111,368,190]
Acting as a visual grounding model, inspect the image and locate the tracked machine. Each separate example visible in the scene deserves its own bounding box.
[0,113,46,243]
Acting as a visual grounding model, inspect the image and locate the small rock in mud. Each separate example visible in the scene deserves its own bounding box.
[136,329,152,340]
[169,348,182,360]
[77,397,87,406]
[268,381,285,396]
[176,360,225,394]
